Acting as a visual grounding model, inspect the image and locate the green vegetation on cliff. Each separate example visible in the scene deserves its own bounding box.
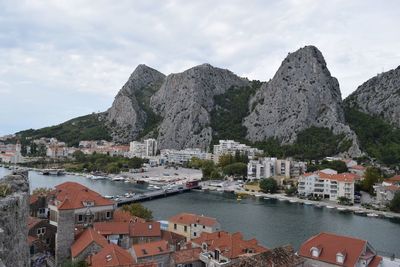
[17,113,111,147]
[344,107,400,165]
[135,85,162,139]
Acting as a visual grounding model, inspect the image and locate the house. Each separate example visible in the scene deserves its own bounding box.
[130,221,162,245]
[192,231,268,267]
[375,175,400,206]
[233,245,304,267]
[348,165,366,176]
[71,227,109,262]
[93,222,131,248]
[298,232,382,267]
[298,171,358,203]
[168,213,221,241]
[247,158,292,180]
[171,247,204,267]
[48,182,115,227]
[161,230,187,251]
[130,240,172,266]
[87,243,135,267]
[28,217,57,256]
[30,193,49,219]
[112,209,146,223]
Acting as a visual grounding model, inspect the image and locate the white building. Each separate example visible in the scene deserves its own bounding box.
[298,169,358,203]
[213,140,263,162]
[129,139,158,158]
[160,148,211,164]
[247,157,291,180]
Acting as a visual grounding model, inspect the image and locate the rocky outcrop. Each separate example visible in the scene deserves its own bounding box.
[0,171,30,267]
[244,46,361,156]
[345,66,400,127]
[106,64,165,143]
[150,63,249,149]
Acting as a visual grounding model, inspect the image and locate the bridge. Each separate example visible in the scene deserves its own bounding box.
[115,185,201,206]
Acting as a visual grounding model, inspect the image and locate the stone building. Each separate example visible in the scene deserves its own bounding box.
[0,171,30,267]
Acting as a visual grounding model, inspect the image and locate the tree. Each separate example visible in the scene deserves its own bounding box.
[285,186,297,196]
[361,167,382,194]
[73,150,86,162]
[259,178,278,193]
[218,154,234,167]
[338,196,352,205]
[389,191,400,213]
[32,187,53,195]
[121,203,153,221]
[222,162,247,177]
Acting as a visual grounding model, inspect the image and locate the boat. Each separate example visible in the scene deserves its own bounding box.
[91,175,107,180]
[354,210,366,215]
[366,213,379,217]
[326,205,335,209]
[289,199,298,203]
[384,213,395,219]
[337,207,347,211]
[254,194,263,198]
[112,176,125,181]
[277,198,286,201]
[104,195,114,199]
[124,179,130,183]
[314,204,323,208]
[304,202,312,205]
[263,197,270,200]
[237,196,242,201]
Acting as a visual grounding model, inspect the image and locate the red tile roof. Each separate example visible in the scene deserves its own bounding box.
[28,216,42,230]
[113,210,146,223]
[94,222,130,235]
[172,248,202,264]
[89,243,134,267]
[383,185,400,192]
[28,235,38,246]
[130,221,161,237]
[303,172,358,182]
[349,165,366,171]
[192,231,268,259]
[132,240,170,258]
[71,228,109,258]
[387,175,400,183]
[169,213,219,227]
[299,232,370,266]
[368,255,383,267]
[52,182,114,210]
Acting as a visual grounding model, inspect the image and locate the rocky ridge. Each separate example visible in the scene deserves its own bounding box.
[344,66,400,127]
[106,64,165,143]
[244,46,361,156]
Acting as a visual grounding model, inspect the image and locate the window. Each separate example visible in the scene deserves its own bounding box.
[193,232,197,237]
[36,227,46,235]
[174,224,177,230]
[184,226,187,232]
[194,223,197,227]
[203,225,206,229]
[78,214,83,222]
[106,211,111,219]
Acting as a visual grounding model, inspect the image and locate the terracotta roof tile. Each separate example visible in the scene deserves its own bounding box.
[172,248,202,264]
[303,172,359,182]
[52,182,114,210]
[168,213,218,227]
[192,231,268,259]
[28,216,42,230]
[94,222,130,235]
[130,221,161,237]
[113,210,146,223]
[299,232,368,266]
[132,240,170,258]
[89,243,134,267]
[368,255,383,267]
[71,228,109,258]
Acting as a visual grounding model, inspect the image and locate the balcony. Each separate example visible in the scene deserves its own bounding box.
[199,253,231,267]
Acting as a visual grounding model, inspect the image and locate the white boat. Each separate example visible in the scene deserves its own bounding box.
[354,210,365,214]
[124,179,130,183]
[326,205,335,209]
[91,175,107,180]
[112,177,125,181]
[289,199,298,203]
[104,195,114,199]
[304,202,312,205]
[278,198,286,201]
[337,207,347,211]
[263,197,270,200]
[384,213,395,219]
[366,213,379,217]
[254,194,263,198]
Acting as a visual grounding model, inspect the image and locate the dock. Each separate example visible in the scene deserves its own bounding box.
[115,185,200,206]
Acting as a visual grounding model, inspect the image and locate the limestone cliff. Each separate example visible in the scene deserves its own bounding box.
[345,66,400,127]
[150,63,249,149]
[244,46,361,156]
[106,64,165,143]
[0,171,30,267]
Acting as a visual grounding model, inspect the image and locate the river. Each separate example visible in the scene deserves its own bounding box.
[1,167,400,255]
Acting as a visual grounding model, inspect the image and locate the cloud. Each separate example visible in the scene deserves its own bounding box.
[0,0,399,135]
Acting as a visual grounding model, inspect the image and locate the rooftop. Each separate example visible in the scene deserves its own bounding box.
[192,231,268,259]
[169,212,218,227]
[172,248,202,264]
[51,182,114,210]
[71,227,109,258]
[89,243,134,267]
[132,240,170,258]
[130,221,161,237]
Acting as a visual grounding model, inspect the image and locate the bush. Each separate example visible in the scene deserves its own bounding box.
[222,162,247,177]
[259,178,278,193]
[389,192,400,213]
[121,203,153,221]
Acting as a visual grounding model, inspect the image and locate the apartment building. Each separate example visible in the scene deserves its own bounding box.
[168,213,221,241]
[247,157,291,180]
[298,170,358,203]
[213,140,263,162]
[160,148,211,164]
[130,139,158,158]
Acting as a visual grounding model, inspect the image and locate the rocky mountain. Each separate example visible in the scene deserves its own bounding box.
[344,66,400,127]
[106,64,165,143]
[244,46,361,156]
[150,64,249,149]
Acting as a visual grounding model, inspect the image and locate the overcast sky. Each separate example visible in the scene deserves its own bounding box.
[1,0,399,135]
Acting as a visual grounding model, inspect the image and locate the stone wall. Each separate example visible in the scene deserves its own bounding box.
[0,171,30,267]
[55,209,75,266]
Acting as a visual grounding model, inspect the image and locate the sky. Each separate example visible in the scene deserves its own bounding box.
[0,0,399,135]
